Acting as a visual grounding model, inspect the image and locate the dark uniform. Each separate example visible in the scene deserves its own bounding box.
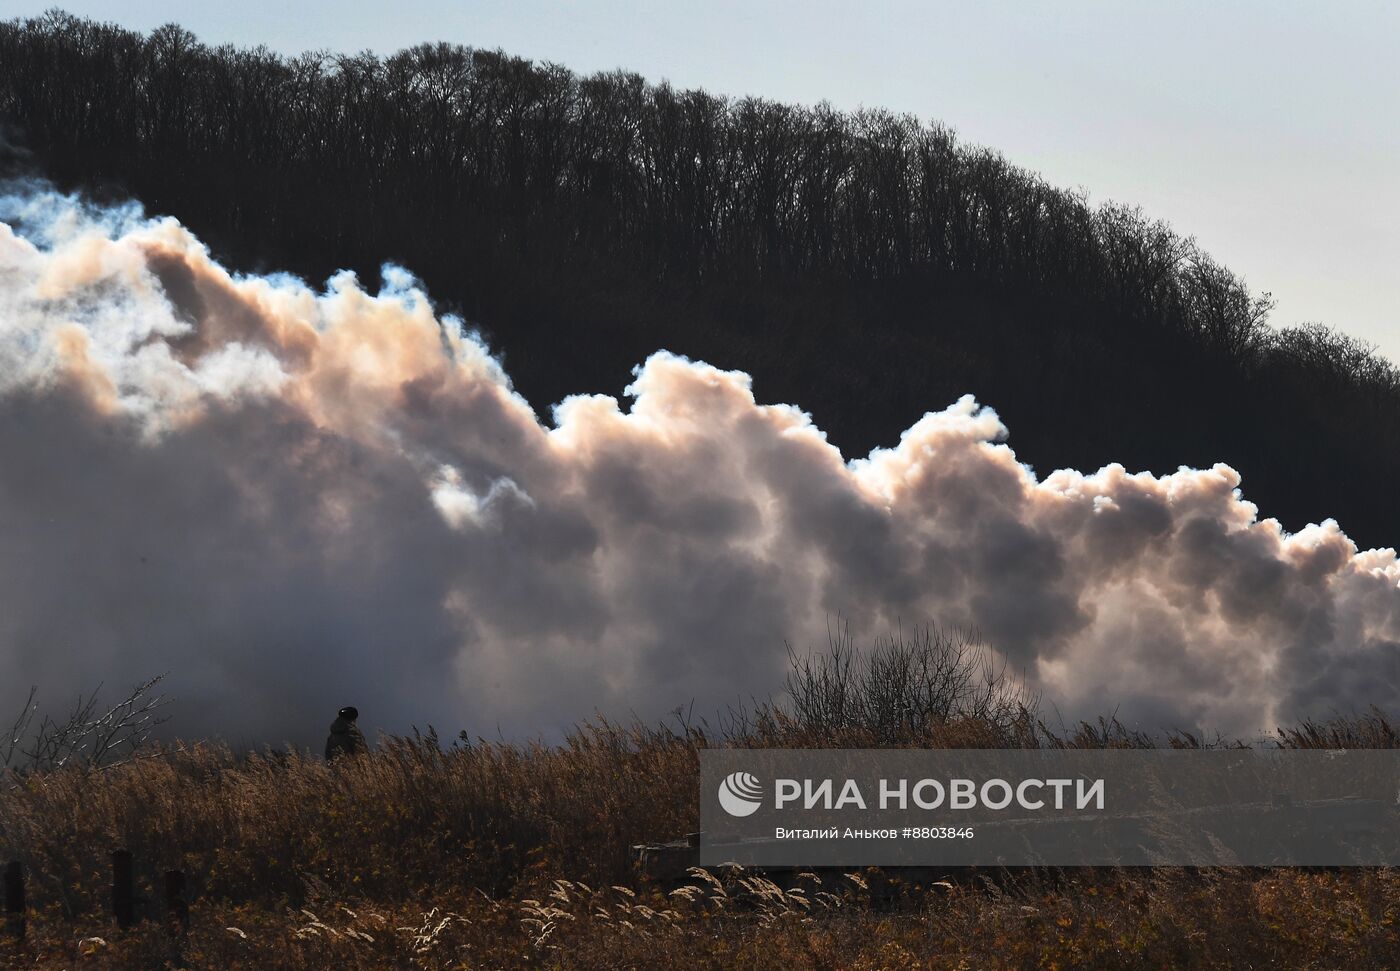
[325,706,368,760]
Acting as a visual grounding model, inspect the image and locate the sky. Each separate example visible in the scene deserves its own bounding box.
[3,0,1397,361]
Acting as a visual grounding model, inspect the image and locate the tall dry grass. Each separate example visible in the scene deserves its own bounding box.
[3,626,1400,968]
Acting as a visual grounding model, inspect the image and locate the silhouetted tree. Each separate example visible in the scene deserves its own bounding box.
[2,10,1397,546]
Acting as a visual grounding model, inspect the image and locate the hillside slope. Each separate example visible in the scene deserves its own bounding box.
[3,11,1397,548]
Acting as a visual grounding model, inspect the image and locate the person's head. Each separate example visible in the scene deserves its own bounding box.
[338,706,359,721]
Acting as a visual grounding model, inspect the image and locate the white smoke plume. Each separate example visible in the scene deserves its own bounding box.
[1,185,1398,746]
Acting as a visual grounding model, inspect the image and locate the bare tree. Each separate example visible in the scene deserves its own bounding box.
[3,676,170,774]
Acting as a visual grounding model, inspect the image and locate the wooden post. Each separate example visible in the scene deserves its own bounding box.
[111,849,135,930]
[163,870,188,935]
[3,860,23,942]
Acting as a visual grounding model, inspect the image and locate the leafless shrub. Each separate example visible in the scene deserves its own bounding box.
[776,620,1038,745]
[2,675,170,774]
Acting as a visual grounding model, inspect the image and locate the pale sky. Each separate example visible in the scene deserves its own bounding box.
[5,1,1397,361]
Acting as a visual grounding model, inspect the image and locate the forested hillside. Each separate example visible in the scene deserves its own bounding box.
[3,10,1397,547]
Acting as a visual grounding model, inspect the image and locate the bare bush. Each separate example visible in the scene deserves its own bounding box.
[777,620,1038,745]
[2,675,170,774]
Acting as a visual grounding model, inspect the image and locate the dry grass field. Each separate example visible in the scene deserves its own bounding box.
[3,632,1399,968]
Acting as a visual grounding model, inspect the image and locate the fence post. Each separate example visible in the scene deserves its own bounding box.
[3,860,23,942]
[111,849,135,930]
[163,870,188,935]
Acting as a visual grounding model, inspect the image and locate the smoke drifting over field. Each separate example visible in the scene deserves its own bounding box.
[2,185,1398,744]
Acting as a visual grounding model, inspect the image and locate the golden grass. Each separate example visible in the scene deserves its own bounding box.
[2,709,1399,968]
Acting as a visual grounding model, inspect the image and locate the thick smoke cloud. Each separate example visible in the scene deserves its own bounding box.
[2,186,1398,745]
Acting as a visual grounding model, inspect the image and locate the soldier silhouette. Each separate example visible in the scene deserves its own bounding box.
[325,706,368,760]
